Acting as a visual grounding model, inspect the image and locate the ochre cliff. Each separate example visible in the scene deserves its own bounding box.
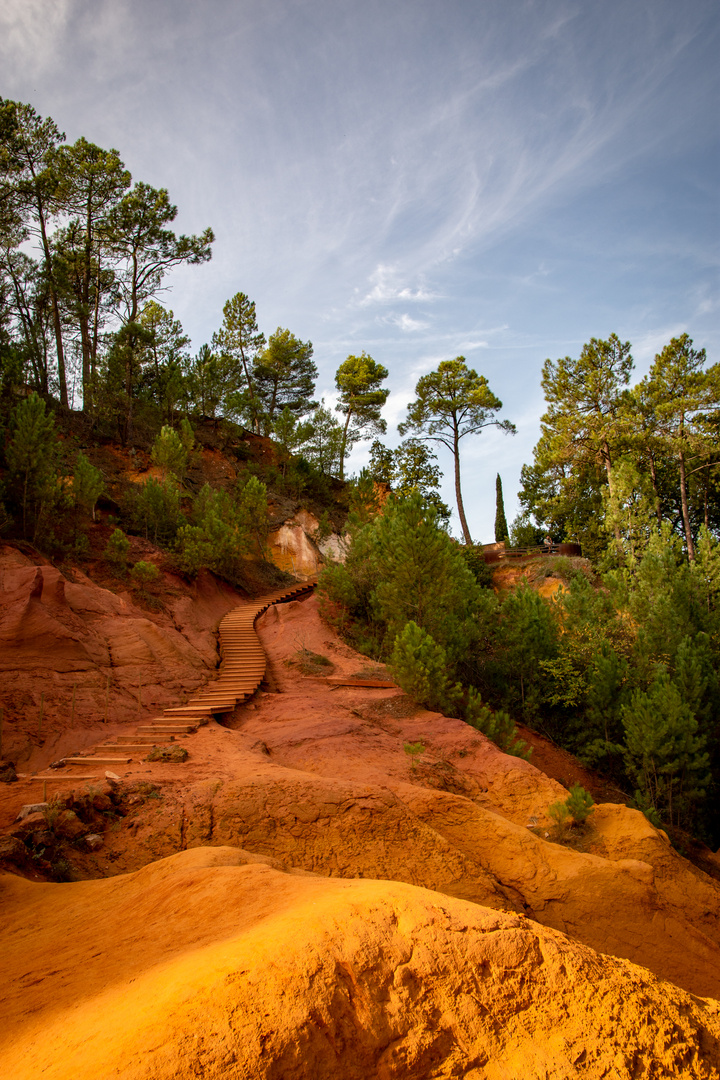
[2,848,720,1080]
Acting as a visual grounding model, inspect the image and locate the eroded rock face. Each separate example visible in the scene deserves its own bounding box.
[0,546,243,771]
[1,848,718,1080]
[267,521,322,577]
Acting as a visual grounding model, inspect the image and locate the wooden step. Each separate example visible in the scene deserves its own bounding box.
[136,725,194,734]
[163,705,232,715]
[137,723,197,732]
[96,744,164,753]
[115,735,171,743]
[33,773,100,781]
[326,677,397,688]
[64,756,131,766]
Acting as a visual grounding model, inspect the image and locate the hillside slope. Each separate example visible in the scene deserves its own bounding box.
[2,846,719,1080]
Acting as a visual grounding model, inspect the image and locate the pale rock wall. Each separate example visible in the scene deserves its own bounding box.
[268,522,322,578]
[267,510,349,577]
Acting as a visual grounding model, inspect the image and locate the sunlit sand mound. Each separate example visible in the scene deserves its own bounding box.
[1,847,719,1080]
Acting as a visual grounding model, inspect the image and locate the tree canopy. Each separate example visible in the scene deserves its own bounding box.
[399,357,515,544]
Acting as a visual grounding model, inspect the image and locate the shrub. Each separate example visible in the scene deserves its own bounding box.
[146,745,189,763]
[549,784,594,830]
[124,477,183,545]
[104,528,130,570]
[389,621,455,714]
[151,425,188,481]
[130,561,160,589]
[565,783,595,823]
[464,691,531,760]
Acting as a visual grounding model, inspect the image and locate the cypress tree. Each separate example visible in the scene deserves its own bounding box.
[495,473,509,542]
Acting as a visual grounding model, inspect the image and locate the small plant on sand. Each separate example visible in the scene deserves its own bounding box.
[565,783,595,824]
[289,635,335,676]
[42,795,64,831]
[146,745,189,763]
[548,784,595,844]
[404,740,425,772]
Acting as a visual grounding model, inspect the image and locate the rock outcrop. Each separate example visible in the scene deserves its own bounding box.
[1,847,719,1080]
[0,545,243,771]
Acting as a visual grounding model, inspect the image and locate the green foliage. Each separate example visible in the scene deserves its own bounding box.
[136,302,190,421]
[460,545,494,588]
[390,621,456,714]
[368,439,394,484]
[253,328,317,434]
[235,474,269,555]
[104,527,130,569]
[335,352,389,480]
[177,484,248,578]
[464,691,530,759]
[316,510,334,543]
[151,424,187,481]
[123,476,182,545]
[399,357,515,544]
[548,800,570,828]
[347,468,381,525]
[403,740,425,772]
[497,585,559,717]
[565,783,595,823]
[367,438,450,524]
[130,560,160,589]
[369,495,480,662]
[509,512,544,548]
[210,291,265,427]
[621,670,711,828]
[175,476,269,582]
[300,402,344,476]
[495,473,509,542]
[5,391,60,539]
[72,451,103,520]
[185,343,226,420]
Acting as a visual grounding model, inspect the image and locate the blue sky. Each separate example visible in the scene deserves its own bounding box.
[2,0,718,541]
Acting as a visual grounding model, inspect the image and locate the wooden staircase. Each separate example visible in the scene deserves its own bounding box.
[53,579,317,774]
[162,578,316,718]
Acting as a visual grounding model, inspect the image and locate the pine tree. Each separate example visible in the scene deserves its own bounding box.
[640,334,720,561]
[211,292,265,428]
[399,358,514,545]
[151,425,187,482]
[369,493,480,661]
[72,450,103,521]
[389,621,453,714]
[253,328,317,433]
[622,671,710,828]
[495,473,508,543]
[335,352,389,481]
[6,391,58,538]
[368,439,394,485]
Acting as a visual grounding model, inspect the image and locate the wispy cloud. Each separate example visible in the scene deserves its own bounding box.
[386,313,430,333]
[359,264,437,306]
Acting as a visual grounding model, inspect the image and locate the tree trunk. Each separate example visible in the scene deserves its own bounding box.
[37,203,68,409]
[453,421,472,545]
[339,408,353,482]
[678,447,695,561]
[602,438,623,552]
[648,452,663,528]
